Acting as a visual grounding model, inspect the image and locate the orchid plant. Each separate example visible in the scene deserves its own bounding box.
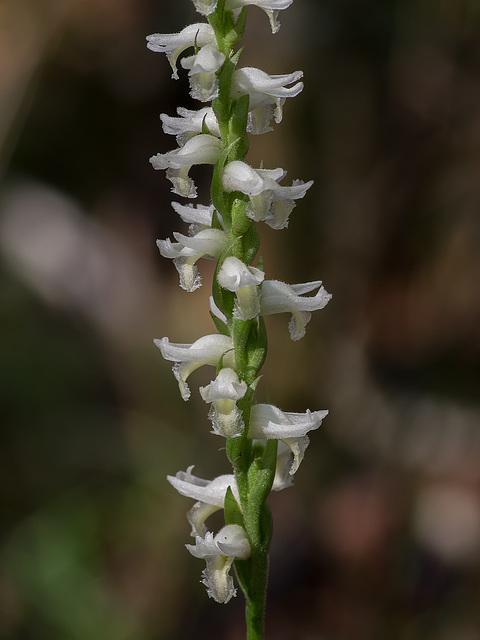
[148,1,331,637]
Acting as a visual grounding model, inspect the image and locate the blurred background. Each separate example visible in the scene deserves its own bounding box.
[1,0,480,638]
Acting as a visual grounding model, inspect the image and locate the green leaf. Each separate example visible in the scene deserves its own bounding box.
[243,224,260,264]
[210,311,230,336]
[224,486,243,527]
[201,113,212,136]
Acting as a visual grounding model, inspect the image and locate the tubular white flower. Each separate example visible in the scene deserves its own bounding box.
[217,256,264,319]
[193,0,218,15]
[223,161,313,229]
[181,44,226,102]
[272,441,295,491]
[210,295,228,324]
[168,466,239,536]
[186,524,251,603]
[160,107,220,146]
[157,227,228,292]
[200,368,248,437]
[170,201,218,230]
[260,279,332,340]
[150,134,223,198]
[154,334,234,400]
[249,404,328,474]
[231,67,303,131]
[225,0,293,34]
[146,23,216,79]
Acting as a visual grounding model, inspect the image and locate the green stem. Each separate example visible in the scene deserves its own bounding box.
[208,6,275,639]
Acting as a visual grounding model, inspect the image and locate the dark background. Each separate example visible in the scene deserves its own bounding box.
[1,1,480,638]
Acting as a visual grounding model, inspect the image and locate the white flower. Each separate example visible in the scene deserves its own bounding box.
[146,23,216,79]
[225,0,293,34]
[200,368,248,437]
[217,256,265,319]
[210,295,228,323]
[170,201,217,231]
[272,441,295,490]
[192,0,218,15]
[223,161,313,229]
[181,44,226,102]
[150,134,223,198]
[154,334,234,400]
[249,404,328,474]
[157,227,228,292]
[168,466,239,536]
[186,524,251,603]
[260,279,332,340]
[160,107,220,146]
[231,67,303,133]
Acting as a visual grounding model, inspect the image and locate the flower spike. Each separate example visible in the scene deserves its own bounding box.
[149,0,331,626]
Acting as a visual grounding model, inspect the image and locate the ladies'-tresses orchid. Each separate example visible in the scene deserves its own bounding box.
[146,23,216,79]
[217,256,265,320]
[155,334,234,400]
[161,107,220,146]
[200,367,248,437]
[231,67,303,134]
[209,277,331,339]
[186,524,251,604]
[250,404,329,474]
[223,160,313,229]
[193,0,292,35]
[261,279,332,340]
[150,134,223,198]
[181,44,226,102]
[157,227,227,292]
[168,466,239,536]
[148,0,331,627]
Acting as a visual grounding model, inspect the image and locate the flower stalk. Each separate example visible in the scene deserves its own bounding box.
[149,1,330,637]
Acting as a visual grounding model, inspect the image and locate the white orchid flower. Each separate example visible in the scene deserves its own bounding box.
[249,404,328,474]
[181,44,226,102]
[192,0,219,15]
[146,23,216,79]
[260,279,332,340]
[150,134,223,198]
[225,0,293,34]
[170,201,219,232]
[160,107,220,146]
[186,524,251,603]
[209,297,229,330]
[217,256,265,319]
[200,368,248,437]
[231,67,303,133]
[154,334,234,400]
[223,161,313,229]
[272,441,295,490]
[157,227,227,292]
[168,466,239,536]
